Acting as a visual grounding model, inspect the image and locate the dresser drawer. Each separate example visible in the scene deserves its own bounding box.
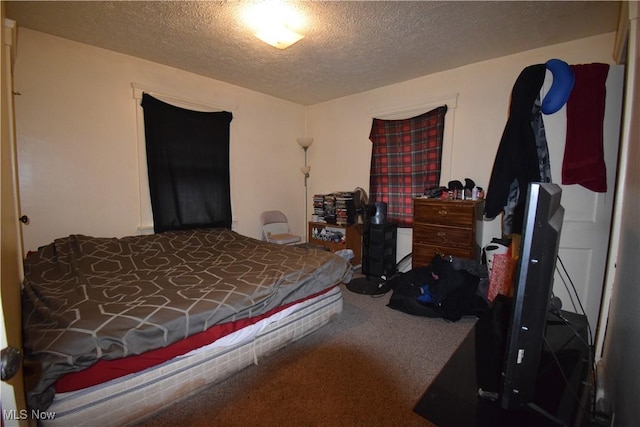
[413,223,474,249]
[412,198,484,268]
[414,200,477,227]
[412,244,474,268]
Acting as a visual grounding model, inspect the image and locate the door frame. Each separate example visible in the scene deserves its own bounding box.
[1,13,28,427]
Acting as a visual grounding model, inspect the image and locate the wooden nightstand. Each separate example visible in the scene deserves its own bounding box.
[412,198,484,268]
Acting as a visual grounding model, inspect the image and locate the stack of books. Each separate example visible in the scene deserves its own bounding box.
[313,194,326,222]
[312,192,357,225]
[323,194,337,224]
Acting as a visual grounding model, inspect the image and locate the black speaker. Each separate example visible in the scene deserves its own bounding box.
[346,203,397,295]
[362,221,397,278]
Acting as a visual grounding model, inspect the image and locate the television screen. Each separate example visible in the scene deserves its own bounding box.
[501,182,564,411]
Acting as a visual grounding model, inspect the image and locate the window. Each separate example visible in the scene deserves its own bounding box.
[369,106,447,226]
[140,93,233,233]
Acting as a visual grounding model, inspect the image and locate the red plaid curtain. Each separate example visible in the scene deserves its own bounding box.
[369,106,447,227]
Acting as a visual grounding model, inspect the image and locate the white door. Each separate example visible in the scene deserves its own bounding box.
[1,16,28,427]
[542,66,625,330]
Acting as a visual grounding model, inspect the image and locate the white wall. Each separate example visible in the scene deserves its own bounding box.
[13,29,306,252]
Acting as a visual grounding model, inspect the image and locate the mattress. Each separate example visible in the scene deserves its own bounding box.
[22,228,352,410]
[42,285,343,426]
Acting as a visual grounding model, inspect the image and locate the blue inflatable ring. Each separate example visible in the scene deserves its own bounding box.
[542,59,575,115]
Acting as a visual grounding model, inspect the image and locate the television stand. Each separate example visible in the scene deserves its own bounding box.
[413,310,591,426]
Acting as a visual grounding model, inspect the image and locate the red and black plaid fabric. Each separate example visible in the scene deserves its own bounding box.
[369,106,447,227]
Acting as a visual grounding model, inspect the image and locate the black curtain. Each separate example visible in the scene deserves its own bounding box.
[141,93,233,233]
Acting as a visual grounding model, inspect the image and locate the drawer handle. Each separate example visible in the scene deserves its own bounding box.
[438,209,448,215]
[437,231,446,237]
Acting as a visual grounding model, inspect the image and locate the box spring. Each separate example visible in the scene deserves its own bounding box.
[43,286,343,426]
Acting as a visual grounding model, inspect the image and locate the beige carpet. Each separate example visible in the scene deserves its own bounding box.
[134,282,476,427]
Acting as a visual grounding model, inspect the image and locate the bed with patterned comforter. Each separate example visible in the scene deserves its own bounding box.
[22,228,352,411]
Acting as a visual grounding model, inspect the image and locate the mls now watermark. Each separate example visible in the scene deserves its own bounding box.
[3,409,56,421]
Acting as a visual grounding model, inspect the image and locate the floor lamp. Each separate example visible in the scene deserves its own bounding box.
[297,137,313,241]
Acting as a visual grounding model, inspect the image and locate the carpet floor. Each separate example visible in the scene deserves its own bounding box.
[134,281,476,426]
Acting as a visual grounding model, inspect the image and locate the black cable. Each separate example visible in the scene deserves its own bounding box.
[555,255,598,420]
[547,309,591,350]
[542,333,592,422]
[396,252,413,272]
[369,252,413,298]
[556,256,593,346]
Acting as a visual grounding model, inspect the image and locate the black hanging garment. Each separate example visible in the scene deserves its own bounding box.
[484,65,547,234]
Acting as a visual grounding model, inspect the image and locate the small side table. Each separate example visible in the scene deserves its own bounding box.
[307,222,362,266]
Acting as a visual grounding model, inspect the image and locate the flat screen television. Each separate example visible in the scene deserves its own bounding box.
[501,182,565,411]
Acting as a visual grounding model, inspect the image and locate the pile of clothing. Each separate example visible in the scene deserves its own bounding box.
[386,254,488,322]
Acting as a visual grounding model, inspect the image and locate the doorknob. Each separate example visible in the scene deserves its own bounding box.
[1,346,22,381]
[19,215,29,224]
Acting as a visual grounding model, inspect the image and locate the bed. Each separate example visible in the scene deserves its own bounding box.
[21,228,352,426]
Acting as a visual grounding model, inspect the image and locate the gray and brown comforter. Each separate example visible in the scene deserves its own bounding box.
[22,228,352,410]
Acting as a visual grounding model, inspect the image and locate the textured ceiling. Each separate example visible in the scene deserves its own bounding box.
[5,1,621,105]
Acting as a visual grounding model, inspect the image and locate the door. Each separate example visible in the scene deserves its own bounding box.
[541,65,625,329]
[1,16,28,426]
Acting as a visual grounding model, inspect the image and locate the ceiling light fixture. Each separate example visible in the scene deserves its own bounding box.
[244,1,306,49]
[255,26,304,50]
